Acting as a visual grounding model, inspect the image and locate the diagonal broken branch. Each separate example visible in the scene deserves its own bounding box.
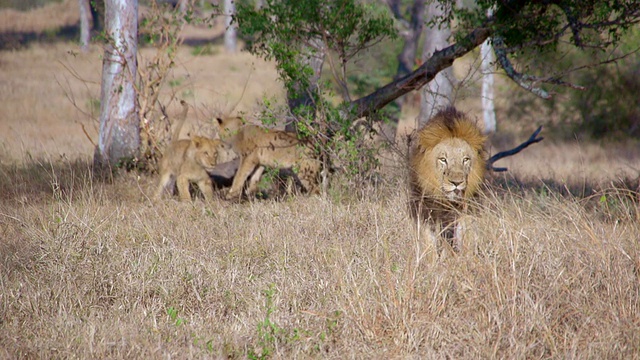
[487,125,544,172]
[493,37,586,100]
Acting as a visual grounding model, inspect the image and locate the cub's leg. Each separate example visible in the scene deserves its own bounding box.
[176,174,193,202]
[155,171,175,200]
[195,176,215,202]
[226,153,260,200]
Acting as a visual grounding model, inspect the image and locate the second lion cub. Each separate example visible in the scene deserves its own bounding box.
[155,101,222,202]
[215,116,321,200]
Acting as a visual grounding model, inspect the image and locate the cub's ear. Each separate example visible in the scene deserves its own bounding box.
[191,136,204,148]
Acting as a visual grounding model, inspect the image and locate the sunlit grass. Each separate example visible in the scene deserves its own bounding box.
[0,156,638,358]
[1,2,639,357]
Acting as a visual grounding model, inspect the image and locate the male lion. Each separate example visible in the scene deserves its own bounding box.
[409,106,487,252]
[215,116,321,200]
[154,101,222,202]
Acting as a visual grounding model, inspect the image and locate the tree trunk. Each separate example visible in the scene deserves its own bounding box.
[480,8,496,134]
[78,0,92,52]
[480,38,496,134]
[178,0,188,13]
[418,1,454,127]
[94,0,140,174]
[224,0,237,52]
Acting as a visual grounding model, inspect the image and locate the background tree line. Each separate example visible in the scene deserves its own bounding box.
[63,0,640,171]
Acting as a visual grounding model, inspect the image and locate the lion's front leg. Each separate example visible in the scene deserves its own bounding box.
[244,165,265,197]
[226,154,259,200]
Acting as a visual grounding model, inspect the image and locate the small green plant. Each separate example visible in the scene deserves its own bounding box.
[190,44,218,56]
[168,78,183,88]
[249,284,283,359]
[86,97,100,117]
[166,306,186,326]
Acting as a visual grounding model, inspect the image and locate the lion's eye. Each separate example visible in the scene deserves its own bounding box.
[438,158,447,165]
[463,157,470,164]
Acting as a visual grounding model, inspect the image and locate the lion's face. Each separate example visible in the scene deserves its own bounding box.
[431,138,476,201]
[191,136,221,171]
[409,108,486,211]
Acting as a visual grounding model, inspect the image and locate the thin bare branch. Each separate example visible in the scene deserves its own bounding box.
[494,37,551,99]
[494,36,588,99]
[487,126,544,172]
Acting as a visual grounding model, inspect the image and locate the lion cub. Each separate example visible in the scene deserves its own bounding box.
[154,101,222,202]
[215,116,321,200]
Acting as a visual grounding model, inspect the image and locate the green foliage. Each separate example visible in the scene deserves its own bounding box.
[447,0,639,51]
[235,0,396,97]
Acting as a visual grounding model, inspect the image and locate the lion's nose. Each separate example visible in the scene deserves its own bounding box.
[450,180,463,187]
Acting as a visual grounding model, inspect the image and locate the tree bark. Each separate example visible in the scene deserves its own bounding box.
[178,0,188,13]
[94,0,140,174]
[480,34,496,134]
[224,0,237,52]
[78,0,92,52]
[418,1,454,127]
[480,7,496,134]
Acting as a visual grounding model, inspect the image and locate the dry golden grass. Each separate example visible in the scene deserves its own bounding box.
[1,2,640,358]
[1,161,639,358]
[0,0,79,33]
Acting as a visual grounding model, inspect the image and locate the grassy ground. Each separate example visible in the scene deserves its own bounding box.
[1,1,639,358]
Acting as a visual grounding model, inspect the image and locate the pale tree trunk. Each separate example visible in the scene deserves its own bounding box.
[94,0,140,174]
[418,1,455,127]
[78,0,92,52]
[178,0,188,13]
[285,37,325,132]
[480,8,496,134]
[224,0,237,52]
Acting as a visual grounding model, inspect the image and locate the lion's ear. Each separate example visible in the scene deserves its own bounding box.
[192,136,203,148]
